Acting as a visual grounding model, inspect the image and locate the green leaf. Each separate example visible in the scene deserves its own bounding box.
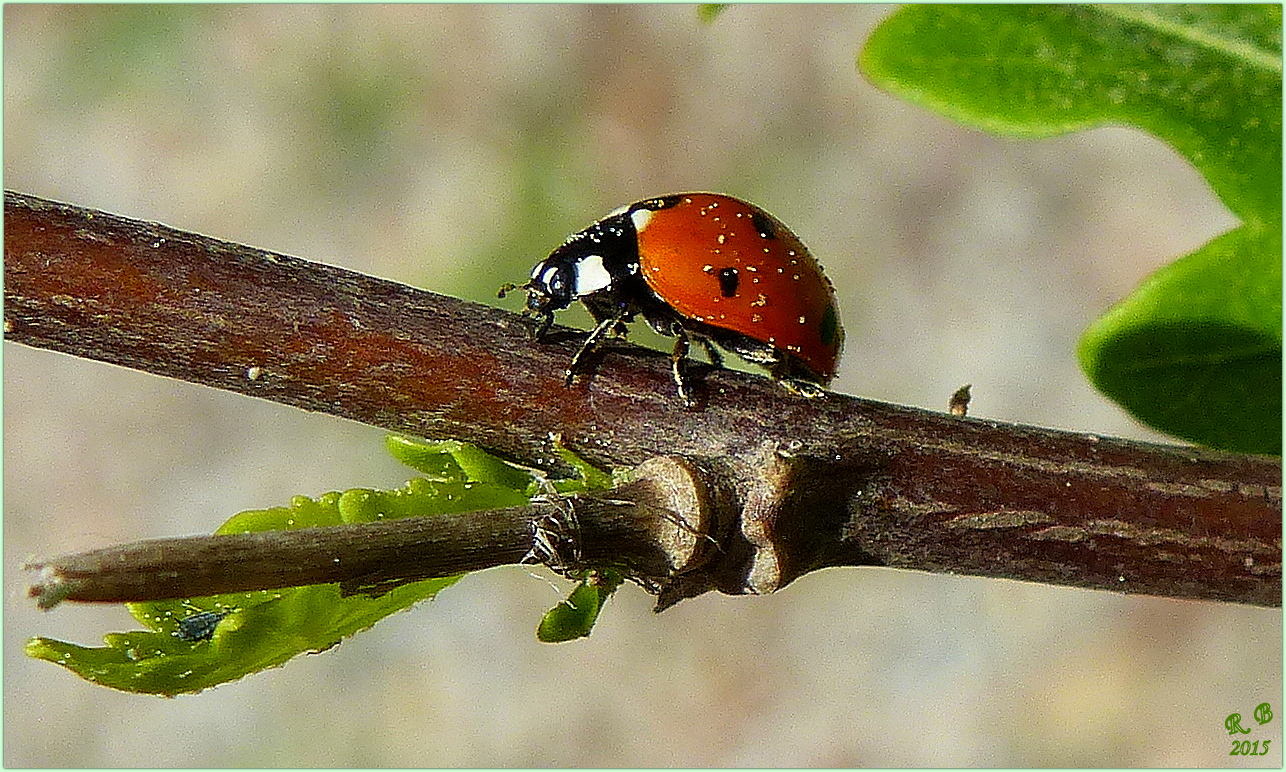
[26,580,460,698]
[536,570,624,643]
[861,5,1282,453]
[551,437,618,490]
[384,435,532,491]
[26,439,613,695]
[860,5,1281,220]
[1079,226,1282,454]
[697,4,728,24]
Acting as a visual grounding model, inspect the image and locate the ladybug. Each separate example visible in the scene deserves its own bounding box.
[501,193,843,406]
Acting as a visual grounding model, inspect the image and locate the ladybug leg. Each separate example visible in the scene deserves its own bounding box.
[768,358,827,399]
[566,312,626,386]
[778,378,826,399]
[670,333,698,408]
[715,329,830,399]
[702,339,724,369]
[530,309,554,340]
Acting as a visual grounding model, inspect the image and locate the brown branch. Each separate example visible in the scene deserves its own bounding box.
[6,191,1281,609]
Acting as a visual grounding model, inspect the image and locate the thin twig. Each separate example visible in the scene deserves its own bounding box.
[24,506,540,609]
[24,463,713,610]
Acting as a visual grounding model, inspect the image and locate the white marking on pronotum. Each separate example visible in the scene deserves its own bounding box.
[573,254,613,296]
[629,208,654,232]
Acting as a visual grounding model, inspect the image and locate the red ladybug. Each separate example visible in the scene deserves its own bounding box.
[502,192,843,406]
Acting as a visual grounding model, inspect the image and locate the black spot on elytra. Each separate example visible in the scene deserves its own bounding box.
[819,302,840,346]
[717,267,740,298]
[751,211,777,239]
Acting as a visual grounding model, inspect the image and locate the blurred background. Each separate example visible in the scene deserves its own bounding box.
[4,5,1278,767]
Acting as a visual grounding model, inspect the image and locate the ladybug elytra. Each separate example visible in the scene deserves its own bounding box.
[502,192,843,406]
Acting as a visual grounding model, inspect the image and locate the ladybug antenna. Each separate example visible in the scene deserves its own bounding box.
[499,279,550,339]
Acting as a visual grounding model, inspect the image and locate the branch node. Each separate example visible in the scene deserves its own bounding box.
[628,455,717,576]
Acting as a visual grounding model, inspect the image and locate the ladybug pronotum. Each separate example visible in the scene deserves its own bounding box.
[502,192,844,406]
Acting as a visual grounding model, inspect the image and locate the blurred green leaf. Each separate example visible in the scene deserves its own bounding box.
[861,4,1281,453]
[698,4,728,24]
[860,5,1281,219]
[27,439,612,695]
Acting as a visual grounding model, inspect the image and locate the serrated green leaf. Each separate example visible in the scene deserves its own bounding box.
[861,5,1282,453]
[27,578,458,697]
[27,439,614,695]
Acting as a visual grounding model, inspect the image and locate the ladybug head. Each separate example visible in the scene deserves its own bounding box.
[499,251,583,339]
[501,211,637,339]
[522,256,577,337]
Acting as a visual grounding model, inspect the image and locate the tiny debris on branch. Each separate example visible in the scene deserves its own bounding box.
[949,384,971,416]
[7,191,1283,611]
